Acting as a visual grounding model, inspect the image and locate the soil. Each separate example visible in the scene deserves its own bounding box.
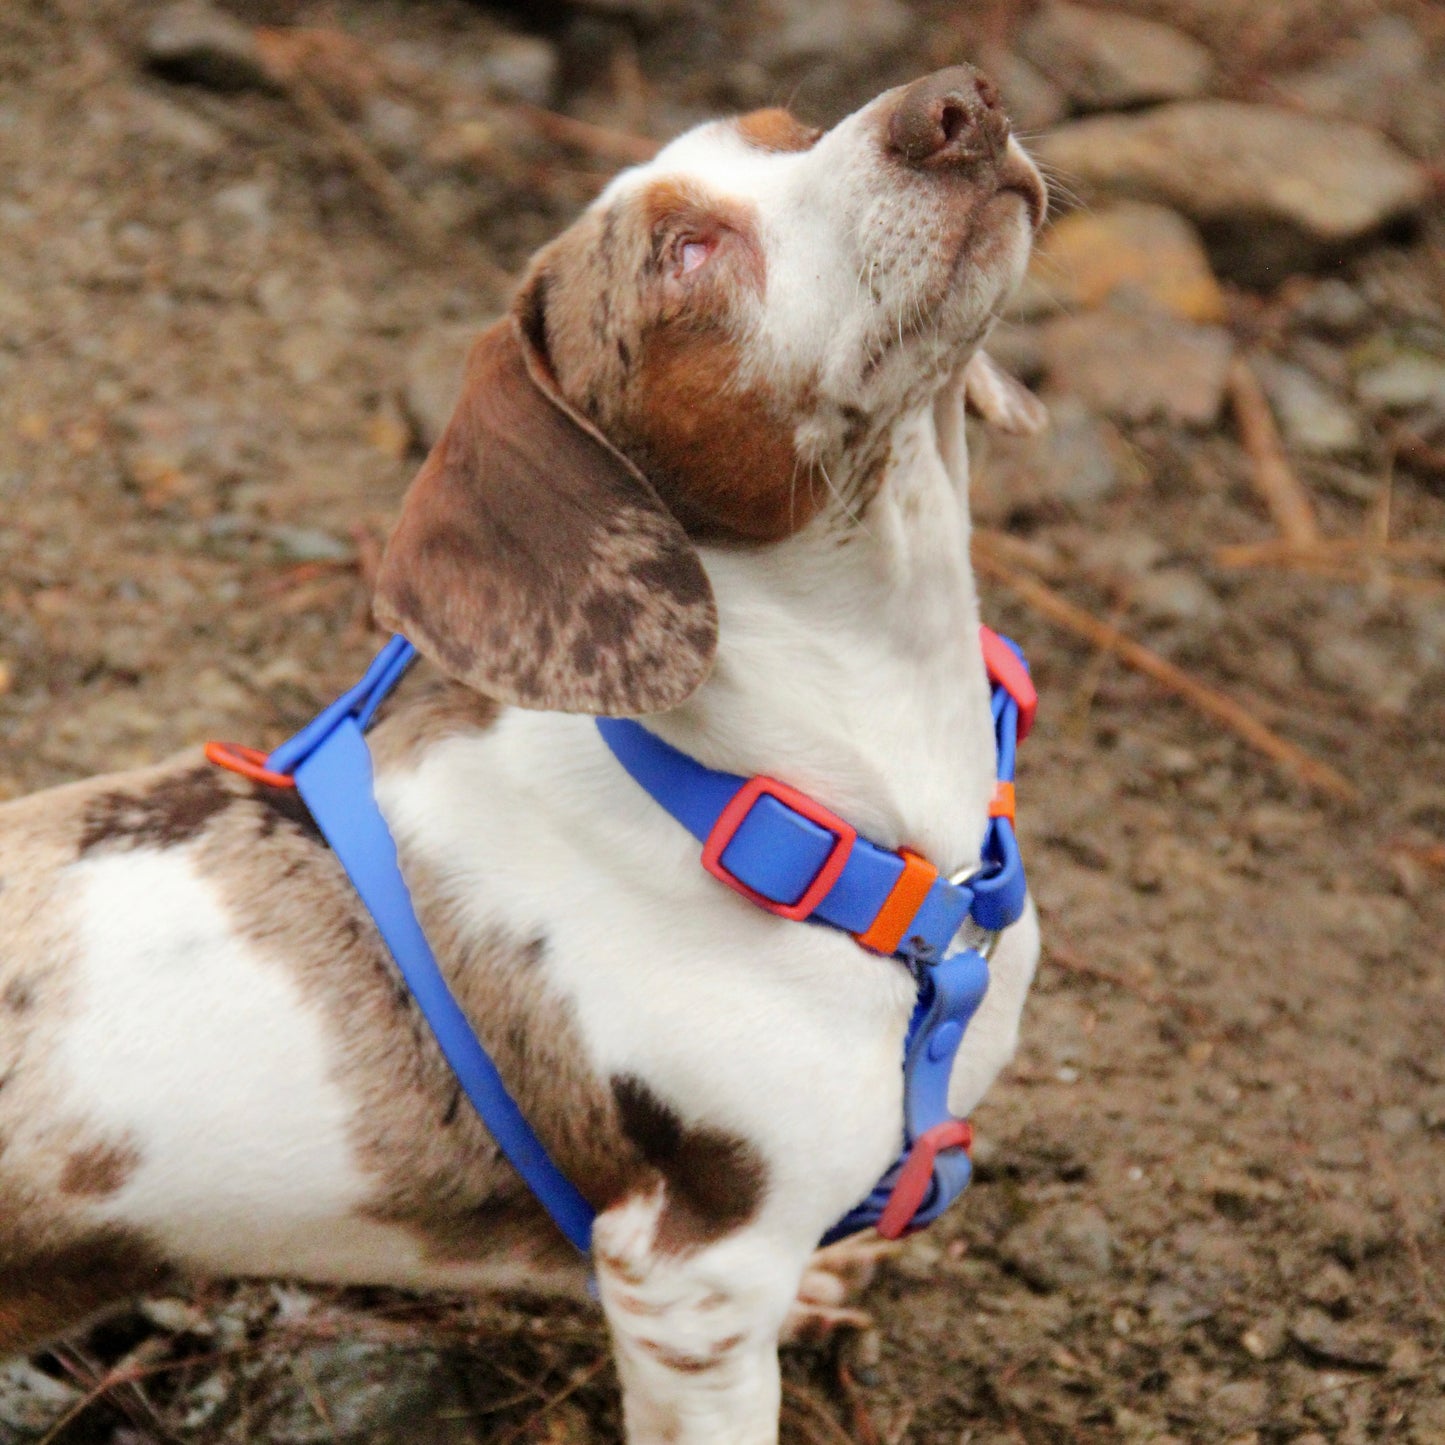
[1,2,1442,1443]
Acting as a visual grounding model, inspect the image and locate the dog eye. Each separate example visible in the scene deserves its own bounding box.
[673,234,717,277]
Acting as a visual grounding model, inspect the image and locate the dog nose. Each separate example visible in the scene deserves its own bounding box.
[887,66,1009,168]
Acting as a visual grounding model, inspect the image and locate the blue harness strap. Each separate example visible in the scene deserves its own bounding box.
[208,628,1034,1251]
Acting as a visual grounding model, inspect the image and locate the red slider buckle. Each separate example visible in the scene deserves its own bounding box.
[979,626,1037,741]
[701,776,856,922]
[205,741,297,790]
[875,1119,974,1240]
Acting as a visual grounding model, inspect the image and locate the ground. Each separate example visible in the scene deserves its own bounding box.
[0,1,1442,1442]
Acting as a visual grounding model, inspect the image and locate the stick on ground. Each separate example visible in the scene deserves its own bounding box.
[1228,355,1322,548]
[973,542,1360,804]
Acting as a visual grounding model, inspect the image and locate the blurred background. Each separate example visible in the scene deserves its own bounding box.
[0,1,1442,1440]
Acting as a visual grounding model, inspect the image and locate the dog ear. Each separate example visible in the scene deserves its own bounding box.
[963,350,1048,436]
[374,312,718,716]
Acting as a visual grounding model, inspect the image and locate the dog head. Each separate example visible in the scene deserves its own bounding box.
[376,66,1046,716]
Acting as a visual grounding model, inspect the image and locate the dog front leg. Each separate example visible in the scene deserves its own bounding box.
[594,1194,803,1445]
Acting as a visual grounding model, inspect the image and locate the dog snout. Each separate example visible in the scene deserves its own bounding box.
[886,66,1009,170]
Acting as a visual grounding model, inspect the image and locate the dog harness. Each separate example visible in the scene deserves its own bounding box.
[208,628,1034,1252]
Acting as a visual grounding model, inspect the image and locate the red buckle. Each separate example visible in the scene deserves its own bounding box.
[701,776,856,922]
[875,1119,973,1240]
[979,626,1037,741]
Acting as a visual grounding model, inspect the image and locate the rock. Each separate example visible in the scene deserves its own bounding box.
[1271,17,1433,143]
[1002,1202,1113,1291]
[1021,202,1225,324]
[1291,279,1370,338]
[1209,1378,1268,1431]
[404,321,488,449]
[249,1342,474,1444]
[1301,1260,1354,1309]
[969,396,1125,521]
[751,0,911,71]
[1131,568,1224,629]
[144,1,276,93]
[1291,1308,1392,1369]
[1306,632,1413,712]
[1355,350,1445,414]
[470,34,560,107]
[1252,357,1362,456]
[1240,1312,1289,1361]
[213,179,273,232]
[1018,1,1213,112]
[268,525,353,564]
[0,1359,82,1433]
[1035,103,1429,284]
[977,46,1067,135]
[1040,308,1233,427]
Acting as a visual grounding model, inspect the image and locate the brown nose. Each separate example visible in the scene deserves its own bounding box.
[887,66,1009,168]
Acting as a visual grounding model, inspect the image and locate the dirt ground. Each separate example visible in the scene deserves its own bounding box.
[1,1,1443,1442]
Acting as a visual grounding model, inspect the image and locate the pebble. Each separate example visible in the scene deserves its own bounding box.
[1355,350,1445,413]
[1131,568,1225,629]
[1002,1202,1113,1291]
[1018,1,1213,112]
[1291,279,1370,337]
[1035,102,1428,283]
[1290,1308,1392,1368]
[470,34,560,107]
[1020,202,1224,324]
[144,0,277,93]
[1240,1312,1289,1361]
[969,396,1124,521]
[269,525,353,564]
[1252,356,1362,456]
[1039,308,1234,428]
[753,0,911,71]
[1209,1378,1269,1431]
[404,320,488,448]
[1306,631,1413,712]
[0,1359,81,1433]
[1301,1260,1354,1309]
[213,179,273,232]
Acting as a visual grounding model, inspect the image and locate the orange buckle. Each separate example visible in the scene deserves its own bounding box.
[988,781,1016,824]
[205,741,297,790]
[875,1119,974,1239]
[855,847,940,956]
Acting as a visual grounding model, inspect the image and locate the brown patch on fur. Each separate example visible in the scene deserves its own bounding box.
[625,327,824,543]
[637,1336,730,1373]
[734,108,821,154]
[365,660,500,775]
[611,1075,766,1253]
[0,1230,168,1354]
[79,764,235,855]
[59,1139,140,1197]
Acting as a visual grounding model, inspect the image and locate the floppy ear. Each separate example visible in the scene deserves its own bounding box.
[963,350,1048,436]
[374,314,718,716]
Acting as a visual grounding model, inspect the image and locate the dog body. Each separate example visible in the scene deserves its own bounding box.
[0,69,1044,1443]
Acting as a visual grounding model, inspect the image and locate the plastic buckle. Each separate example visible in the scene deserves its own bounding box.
[205,741,297,790]
[980,627,1037,741]
[875,1119,974,1239]
[701,776,857,921]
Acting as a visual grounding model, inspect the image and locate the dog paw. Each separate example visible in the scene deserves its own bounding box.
[781,1233,900,1342]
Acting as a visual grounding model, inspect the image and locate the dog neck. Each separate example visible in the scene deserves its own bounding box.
[643,380,996,874]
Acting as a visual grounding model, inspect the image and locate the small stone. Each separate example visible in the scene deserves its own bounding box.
[1035,102,1428,283]
[1253,357,1362,456]
[472,34,560,107]
[1019,1,1214,112]
[1291,1308,1392,1368]
[268,525,353,564]
[1355,351,1445,413]
[1002,1203,1113,1291]
[0,1360,82,1432]
[1022,202,1224,324]
[1146,1282,1213,1329]
[1240,1312,1289,1360]
[213,179,273,232]
[1210,1378,1268,1430]
[144,1,276,93]
[1292,279,1370,337]
[969,397,1124,521]
[404,320,489,448]
[1040,308,1233,428]
[1306,632,1413,712]
[1378,1105,1418,1136]
[277,328,343,387]
[977,46,1066,134]
[1131,569,1225,629]
[1302,1260,1354,1309]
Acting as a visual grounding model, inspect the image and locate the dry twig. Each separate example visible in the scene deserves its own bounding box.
[972,541,1361,803]
[1228,355,1322,547]
[504,100,661,166]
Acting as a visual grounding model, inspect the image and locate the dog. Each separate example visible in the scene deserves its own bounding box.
[0,66,1045,1443]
